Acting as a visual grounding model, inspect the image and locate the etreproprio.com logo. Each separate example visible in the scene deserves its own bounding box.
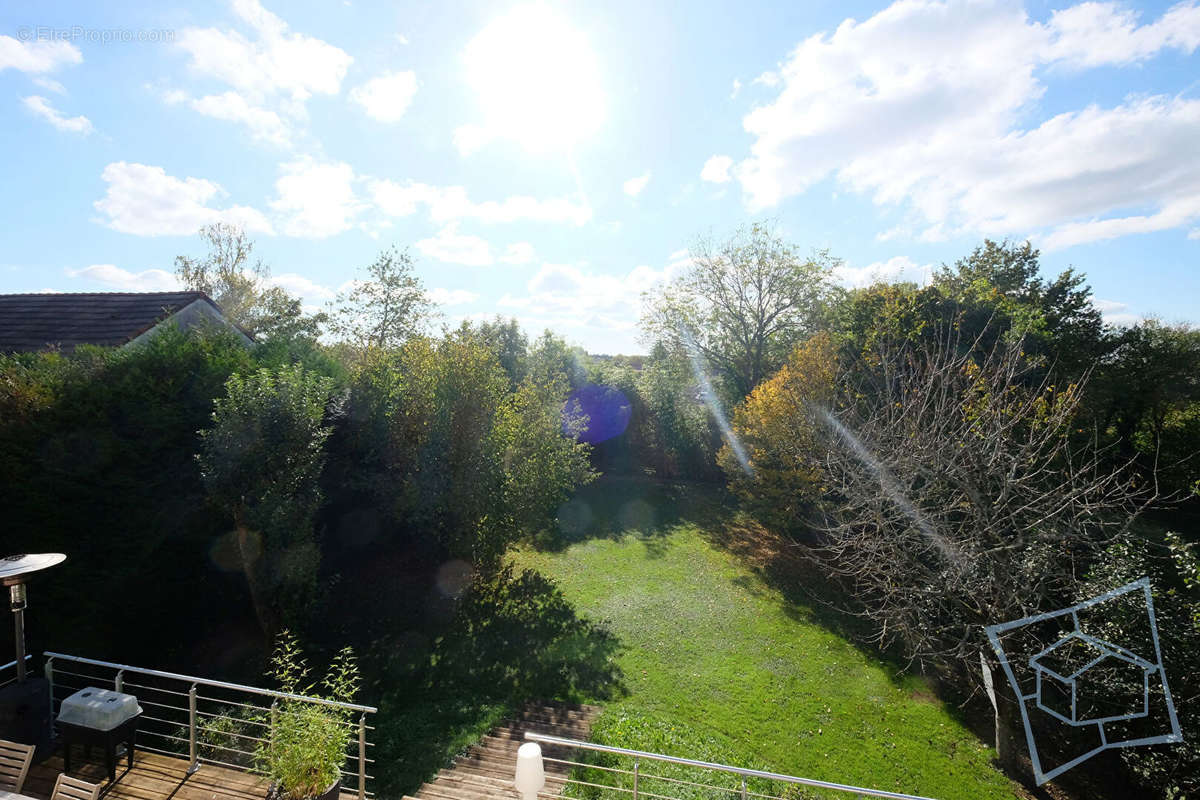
[986,578,1183,785]
[16,26,175,44]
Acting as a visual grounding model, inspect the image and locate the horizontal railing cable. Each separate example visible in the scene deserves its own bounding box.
[44,652,377,799]
[525,732,940,800]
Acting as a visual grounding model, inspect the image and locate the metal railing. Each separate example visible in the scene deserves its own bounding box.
[1,655,33,689]
[524,732,939,800]
[43,652,378,799]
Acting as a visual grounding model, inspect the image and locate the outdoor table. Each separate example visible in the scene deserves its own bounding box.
[0,791,37,800]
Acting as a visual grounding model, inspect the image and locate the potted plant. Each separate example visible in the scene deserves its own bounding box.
[255,631,361,800]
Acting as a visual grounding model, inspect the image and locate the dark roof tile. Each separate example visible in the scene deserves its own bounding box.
[0,292,218,353]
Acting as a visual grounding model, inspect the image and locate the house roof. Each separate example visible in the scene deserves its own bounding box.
[0,291,222,353]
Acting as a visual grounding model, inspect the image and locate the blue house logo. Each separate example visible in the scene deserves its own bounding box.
[985,578,1183,785]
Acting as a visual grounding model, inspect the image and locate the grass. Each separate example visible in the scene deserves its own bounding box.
[511,477,1024,800]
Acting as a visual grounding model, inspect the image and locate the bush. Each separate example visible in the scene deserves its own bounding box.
[1077,530,1200,798]
[198,365,335,634]
[333,330,593,571]
[721,334,836,528]
[254,631,361,800]
[0,328,255,663]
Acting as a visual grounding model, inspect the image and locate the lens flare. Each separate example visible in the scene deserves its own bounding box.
[563,383,631,444]
[817,409,962,566]
[680,325,753,476]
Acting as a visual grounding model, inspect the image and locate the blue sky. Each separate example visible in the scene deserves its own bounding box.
[2,0,1198,354]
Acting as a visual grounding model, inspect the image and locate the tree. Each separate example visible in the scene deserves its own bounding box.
[197,365,335,635]
[933,239,1105,374]
[175,223,325,340]
[474,316,529,389]
[721,334,836,526]
[333,328,592,572]
[1089,319,1200,494]
[527,330,587,390]
[329,247,433,351]
[809,330,1149,674]
[641,223,839,402]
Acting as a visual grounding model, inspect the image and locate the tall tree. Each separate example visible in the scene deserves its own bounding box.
[933,239,1105,373]
[175,223,325,340]
[329,247,433,351]
[197,365,334,635]
[641,223,839,402]
[474,316,529,389]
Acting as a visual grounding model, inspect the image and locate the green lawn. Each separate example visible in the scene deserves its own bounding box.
[511,479,1024,800]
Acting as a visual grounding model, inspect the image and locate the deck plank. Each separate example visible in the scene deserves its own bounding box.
[25,751,270,800]
[24,749,360,800]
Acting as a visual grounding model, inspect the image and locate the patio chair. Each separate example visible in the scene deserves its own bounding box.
[0,738,35,793]
[51,773,102,800]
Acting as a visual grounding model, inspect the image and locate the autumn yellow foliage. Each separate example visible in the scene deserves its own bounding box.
[719,333,836,525]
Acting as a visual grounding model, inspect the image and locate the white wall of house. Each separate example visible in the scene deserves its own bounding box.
[125,299,254,348]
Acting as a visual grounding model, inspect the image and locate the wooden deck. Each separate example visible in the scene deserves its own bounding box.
[23,750,270,800]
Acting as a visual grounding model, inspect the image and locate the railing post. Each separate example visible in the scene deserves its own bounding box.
[187,683,199,774]
[740,777,747,800]
[270,700,278,753]
[114,669,124,693]
[43,656,54,721]
[632,757,639,800]
[357,714,367,800]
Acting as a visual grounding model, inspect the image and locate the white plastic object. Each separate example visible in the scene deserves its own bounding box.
[514,742,546,800]
[57,687,142,731]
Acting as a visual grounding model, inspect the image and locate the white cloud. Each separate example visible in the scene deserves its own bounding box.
[730,78,742,99]
[271,157,362,238]
[753,70,780,88]
[189,91,290,145]
[0,36,82,73]
[733,0,1200,248]
[66,265,181,292]
[1095,300,1143,327]
[701,155,733,184]
[623,172,651,196]
[500,242,536,264]
[22,95,92,134]
[1190,228,1200,240]
[267,272,334,300]
[350,70,417,122]
[176,0,352,103]
[452,123,493,156]
[1041,194,1200,251]
[415,223,494,266]
[428,287,480,305]
[370,180,591,225]
[95,161,274,237]
[32,76,66,94]
[834,256,931,289]
[498,259,674,334]
[1043,1,1200,68]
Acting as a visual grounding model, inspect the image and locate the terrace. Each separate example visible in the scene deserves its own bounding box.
[3,652,943,800]
[1,654,375,800]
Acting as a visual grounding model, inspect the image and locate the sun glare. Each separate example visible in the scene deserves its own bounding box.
[463,4,605,153]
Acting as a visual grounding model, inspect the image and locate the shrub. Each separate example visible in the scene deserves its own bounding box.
[255,631,360,800]
[198,365,335,634]
[721,334,836,528]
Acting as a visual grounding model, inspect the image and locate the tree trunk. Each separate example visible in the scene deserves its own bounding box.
[234,513,275,637]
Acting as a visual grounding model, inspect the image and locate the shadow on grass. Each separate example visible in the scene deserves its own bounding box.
[534,474,735,556]
[702,508,942,694]
[367,564,626,796]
